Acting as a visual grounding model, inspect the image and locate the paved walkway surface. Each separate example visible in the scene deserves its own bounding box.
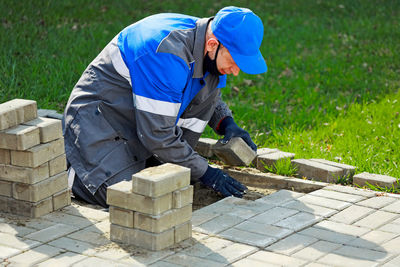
[1,185,400,266]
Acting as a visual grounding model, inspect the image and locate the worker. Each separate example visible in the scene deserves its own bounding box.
[63,6,267,208]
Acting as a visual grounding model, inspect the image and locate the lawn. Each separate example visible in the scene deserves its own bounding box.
[1,0,399,178]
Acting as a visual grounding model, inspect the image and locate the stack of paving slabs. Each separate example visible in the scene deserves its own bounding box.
[0,99,70,218]
[107,163,193,251]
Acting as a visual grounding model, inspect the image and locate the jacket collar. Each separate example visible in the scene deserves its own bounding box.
[192,17,213,78]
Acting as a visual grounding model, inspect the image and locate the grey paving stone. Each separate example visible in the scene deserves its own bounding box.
[303,263,328,267]
[324,184,377,197]
[299,227,358,244]
[274,212,322,231]
[296,194,352,210]
[292,158,344,183]
[0,232,41,250]
[67,228,111,246]
[212,137,256,166]
[381,236,400,253]
[164,253,226,267]
[334,245,391,262]
[226,206,261,219]
[381,200,400,213]
[191,211,219,227]
[182,236,233,258]
[252,147,279,166]
[283,200,338,217]
[193,214,244,235]
[7,244,63,266]
[347,230,398,252]
[249,207,298,224]
[378,223,400,234]
[265,233,318,255]
[0,222,37,237]
[48,237,97,256]
[353,172,398,188]
[315,220,370,237]
[62,204,109,221]
[41,212,94,229]
[218,227,276,247]
[317,253,379,267]
[255,189,304,205]
[291,240,342,261]
[17,218,56,231]
[83,220,110,234]
[71,256,130,267]
[149,261,181,267]
[245,250,308,266]
[309,158,356,177]
[0,244,21,260]
[357,196,397,209]
[231,257,280,267]
[309,188,366,203]
[37,252,88,267]
[207,242,258,263]
[382,254,400,267]
[328,205,375,224]
[354,210,399,229]
[235,220,294,239]
[25,223,78,243]
[119,249,174,266]
[391,217,400,224]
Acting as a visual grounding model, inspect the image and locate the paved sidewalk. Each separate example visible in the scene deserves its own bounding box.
[1,185,400,266]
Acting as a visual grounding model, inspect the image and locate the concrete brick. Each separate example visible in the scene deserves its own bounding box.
[52,188,71,211]
[381,200,400,213]
[23,117,62,143]
[383,255,400,267]
[218,227,276,247]
[12,171,68,202]
[0,162,49,184]
[134,204,192,233]
[0,244,21,260]
[110,224,174,251]
[62,205,109,222]
[36,252,87,267]
[0,221,37,237]
[265,233,318,255]
[309,188,366,203]
[4,99,37,124]
[48,237,97,256]
[224,167,289,189]
[252,147,279,165]
[291,240,342,261]
[296,194,352,210]
[348,230,398,251]
[255,189,304,205]
[357,196,397,209]
[70,257,128,267]
[193,214,244,235]
[0,149,10,164]
[324,184,377,197]
[212,137,256,166]
[7,244,62,266]
[25,223,78,243]
[42,212,93,229]
[378,223,400,234]
[299,226,357,244]
[175,220,192,243]
[249,207,298,225]
[132,163,190,197]
[315,220,370,237]
[109,206,134,228]
[182,236,233,258]
[329,205,374,224]
[48,154,67,176]
[0,232,41,250]
[10,137,65,167]
[0,125,40,151]
[164,253,226,267]
[353,172,398,188]
[195,138,217,158]
[0,180,12,197]
[291,158,344,182]
[274,212,322,231]
[172,185,193,208]
[0,102,18,131]
[192,210,219,226]
[317,253,381,267]
[257,151,295,170]
[0,195,54,218]
[285,177,329,193]
[381,236,400,254]
[310,158,356,177]
[261,248,311,264]
[235,220,293,239]
[354,210,399,229]
[67,229,111,246]
[107,180,172,215]
[283,200,338,218]
[207,242,258,263]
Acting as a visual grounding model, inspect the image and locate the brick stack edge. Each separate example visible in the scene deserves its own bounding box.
[107,163,193,251]
[0,99,70,218]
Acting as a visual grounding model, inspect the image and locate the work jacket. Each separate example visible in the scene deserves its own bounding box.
[63,14,232,194]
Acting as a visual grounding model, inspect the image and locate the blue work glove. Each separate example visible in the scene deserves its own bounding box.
[200,166,248,198]
[219,116,257,152]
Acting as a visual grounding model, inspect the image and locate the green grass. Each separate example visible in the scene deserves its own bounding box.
[262,158,298,177]
[2,0,399,178]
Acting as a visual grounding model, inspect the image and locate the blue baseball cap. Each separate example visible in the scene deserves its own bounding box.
[212,6,267,75]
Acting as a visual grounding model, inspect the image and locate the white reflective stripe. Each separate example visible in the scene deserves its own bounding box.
[67,167,76,190]
[177,117,208,133]
[134,93,181,117]
[109,36,132,85]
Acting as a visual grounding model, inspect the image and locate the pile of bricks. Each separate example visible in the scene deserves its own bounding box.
[107,163,193,251]
[0,99,70,218]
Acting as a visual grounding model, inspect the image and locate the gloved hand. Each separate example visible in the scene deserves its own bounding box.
[219,116,257,152]
[200,166,248,198]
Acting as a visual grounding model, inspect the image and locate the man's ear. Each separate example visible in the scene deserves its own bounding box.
[206,38,219,53]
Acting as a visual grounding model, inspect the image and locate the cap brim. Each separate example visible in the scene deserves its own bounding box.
[231,50,267,75]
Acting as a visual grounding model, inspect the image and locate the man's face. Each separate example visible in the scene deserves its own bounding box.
[210,45,240,76]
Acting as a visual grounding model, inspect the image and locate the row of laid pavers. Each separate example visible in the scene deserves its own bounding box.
[2,186,400,266]
[195,137,399,189]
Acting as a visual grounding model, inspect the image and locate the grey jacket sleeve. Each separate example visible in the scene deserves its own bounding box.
[208,92,233,134]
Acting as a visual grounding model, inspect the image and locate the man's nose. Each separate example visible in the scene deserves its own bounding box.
[232,65,240,76]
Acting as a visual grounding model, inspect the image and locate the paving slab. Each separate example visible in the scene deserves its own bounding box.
[357,195,397,209]
[309,188,366,203]
[328,205,375,224]
[353,210,399,229]
[291,240,342,261]
[245,250,308,266]
[265,233,318,255]
[317,253,379,267]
